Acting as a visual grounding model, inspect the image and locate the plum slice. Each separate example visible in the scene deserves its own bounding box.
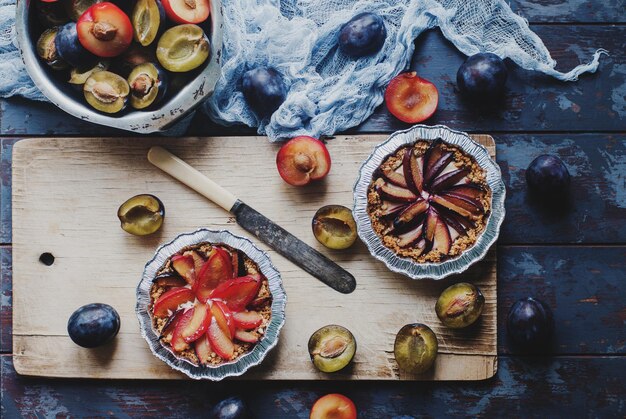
[153,274,187,288]
[209,275,261,312]
[207,316,235,360]
[83,70,129,113]
[393,199,428,232]
[423,140,454,187]
[312,205,357,250]
[37,28,67,70]
[194,333,212,364]
[430,168,470,192]
[234,329,258,343]
[432,217,452,254]
[379,165,408,188]
[430,194,476,219]
[194,247,233,302]
[170,308,194,352]
[77,2,133,57]
[380,201,407,219]
[153,287,194,318]
[439,192,484,213]
[171,254,196,286]
[403,147,424,194]
[180,302,211,343]
[132,0,165,46]
[127,62,168,110]
[385,72,438,123]
[156,24,209,72]
[397,224,424,248]
[162,0,210,24]
[376,181,418,203]
[276,136,331,186]
[232,311,263,330]
[159,308,183,339]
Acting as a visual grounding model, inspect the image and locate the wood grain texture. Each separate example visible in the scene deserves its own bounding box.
[2,355,624,418]
[1,25,623,137]
[11,135,496,380]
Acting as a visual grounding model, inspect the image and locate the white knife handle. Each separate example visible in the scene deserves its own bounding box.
[147,146,238,212]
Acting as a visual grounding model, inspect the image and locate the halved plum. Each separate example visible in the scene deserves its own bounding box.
[308,325,356,373]
[162,0,210,24]
[132,0,165,46]
[310,394,357,419]
[117,193,164,235]
[77,2,133,57]
[385,72,438,123]
[37,27,68,70]
[83,70,129,113]
[312,205,357,250]
[153,287,194,318]
[276,136,331,186]
[69,61,109,88]
[156,24,209,72]
[55,22,98,68]
[127,62,168,109]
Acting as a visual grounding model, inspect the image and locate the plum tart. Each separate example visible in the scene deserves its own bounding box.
[367,138,492,263]
[149,242,272,366]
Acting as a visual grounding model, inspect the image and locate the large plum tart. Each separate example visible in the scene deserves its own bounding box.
[137,229,285,379]
[367,138,492,263]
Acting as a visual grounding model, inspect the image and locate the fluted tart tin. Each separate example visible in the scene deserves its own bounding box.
[353,125,506,280]
[136,228,286,380]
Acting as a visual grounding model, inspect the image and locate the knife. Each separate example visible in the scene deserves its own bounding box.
[147,146,356,294]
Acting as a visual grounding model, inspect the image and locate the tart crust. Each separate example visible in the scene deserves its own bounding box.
[149,242,272,366]
[367,139,492,263]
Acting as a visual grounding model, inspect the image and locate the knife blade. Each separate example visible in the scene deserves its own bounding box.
[147,146,356,294]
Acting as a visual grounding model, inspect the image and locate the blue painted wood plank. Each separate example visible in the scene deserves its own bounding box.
[0,140,17,244]
[0,247,11,353]
[1,355,624,417]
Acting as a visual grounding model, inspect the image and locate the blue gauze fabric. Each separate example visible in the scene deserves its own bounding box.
[0,0,608,141]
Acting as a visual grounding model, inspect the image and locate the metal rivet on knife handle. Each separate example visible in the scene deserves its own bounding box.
[147,146,357,294]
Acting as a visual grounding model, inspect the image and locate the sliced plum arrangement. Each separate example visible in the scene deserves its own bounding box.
[368,138,491,263]
[385,72,438,123]
[276,136,331,186]
[77,2,133,57]
[150,243,272,366]
[30,0,212,114]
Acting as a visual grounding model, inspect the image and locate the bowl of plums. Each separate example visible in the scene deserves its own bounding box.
[16,0,222,133]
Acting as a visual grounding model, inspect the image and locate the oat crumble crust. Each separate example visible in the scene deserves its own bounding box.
[367,139,492,263]
[149,242,273,366]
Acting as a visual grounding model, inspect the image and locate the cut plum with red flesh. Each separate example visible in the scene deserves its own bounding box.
[397,224,424,248]
[171,254,196,286]
[403,147,424,194]
[153,287,194,318]
[432,202,476,230]
[207,317,235,360]
[393,200,428,233]
[170,308,193,352]
[76,2,133,58]
[380,165,408,188]
[194,247,233,302]
[249,295,272,309]
[380,201,407,218]
[446,183,488,201]
[377,181,418,203]
[162,0,210,24]
[232,310,263,329]
[276,136,331,186]
[234,329,259,343]
[187,250,205,274]
[385,72,438,123]
[432,217,452,254]
[194,333,212,365]
[210,275,262,312]
[436,208,468,235]
[430,168,470,192]
[180,302,212,343]
[159,309,183,339]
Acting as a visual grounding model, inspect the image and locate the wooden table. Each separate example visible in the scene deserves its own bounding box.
[1,0,624,416]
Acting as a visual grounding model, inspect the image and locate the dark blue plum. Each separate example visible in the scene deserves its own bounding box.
[67,303,120,348]
[507,297,554,350]
[526,154,571,195]
[55,22,98,69]
[210,397,249,419]
[456,53,507,98]
[338,12,386,58]
[242,67,287,118]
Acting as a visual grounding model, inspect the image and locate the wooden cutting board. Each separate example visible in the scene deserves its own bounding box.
[12,135,497,381]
